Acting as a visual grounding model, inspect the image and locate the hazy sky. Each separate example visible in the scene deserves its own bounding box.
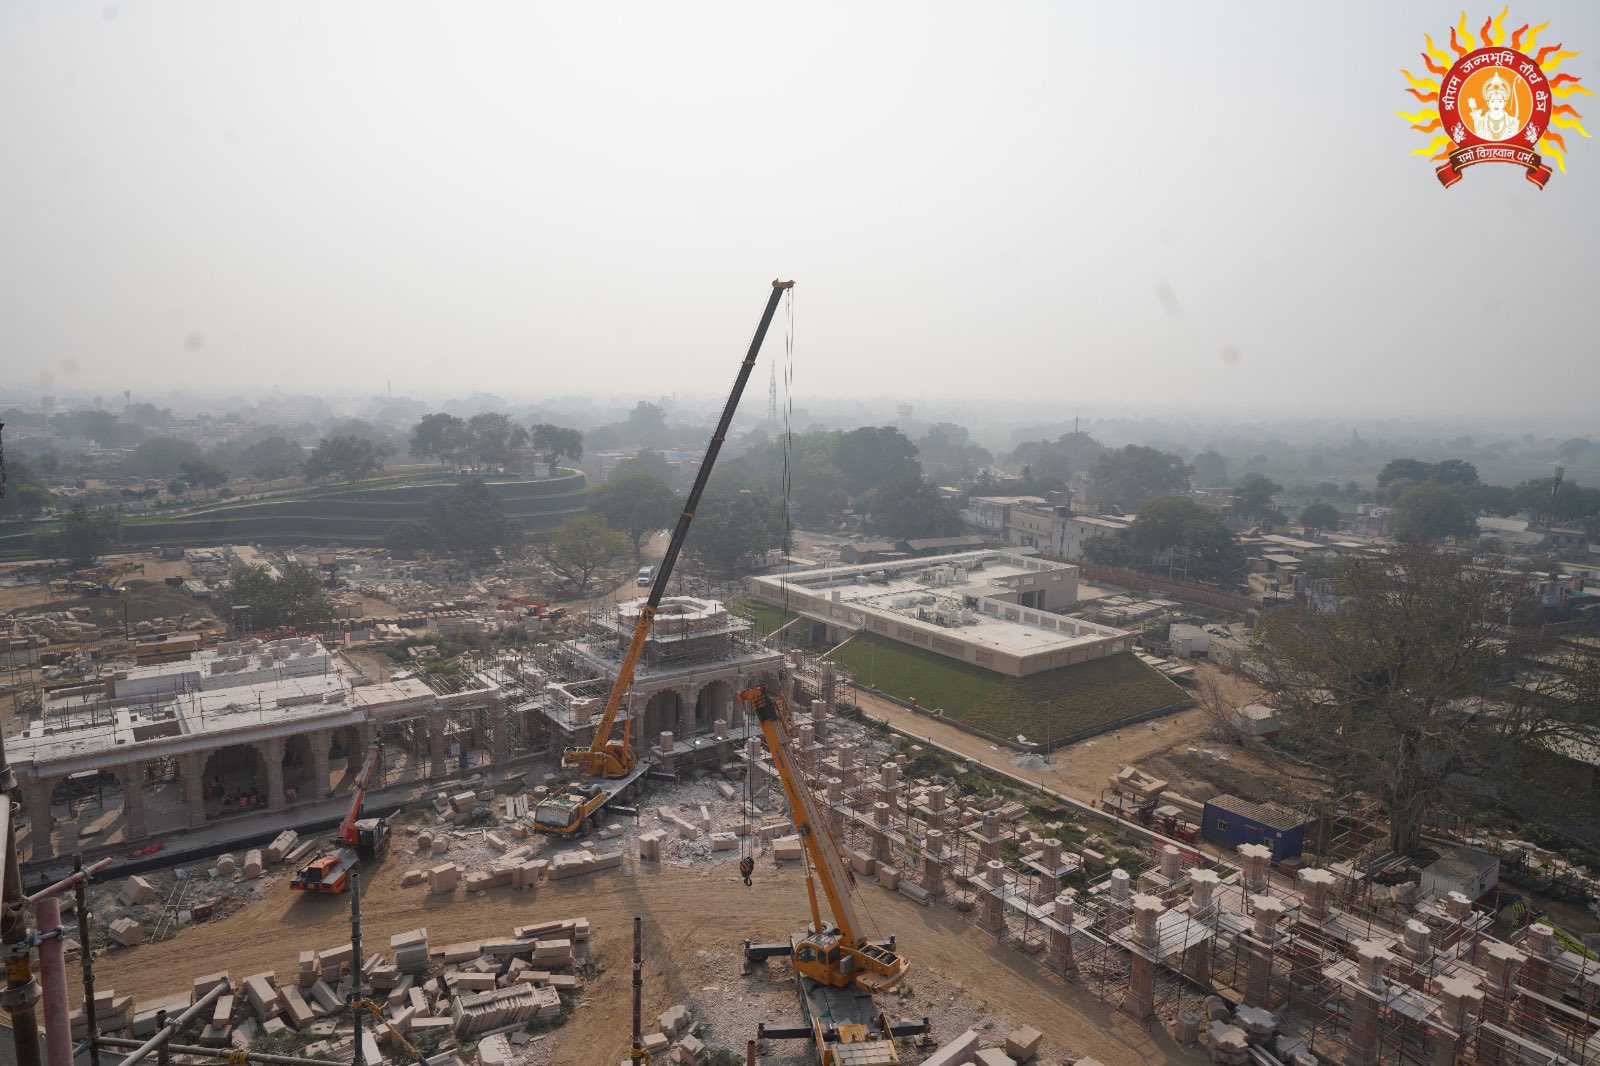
[2,2,1596,415]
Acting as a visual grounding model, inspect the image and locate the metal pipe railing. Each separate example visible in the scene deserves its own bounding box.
[27,856,115,904]
[96,1038,333,1066]
[115,982,227,1066]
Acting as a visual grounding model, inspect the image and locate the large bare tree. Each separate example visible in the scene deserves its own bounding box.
[1249,542,1600,855]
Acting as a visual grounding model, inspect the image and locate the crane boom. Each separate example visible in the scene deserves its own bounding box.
[563,279,795,780]
[738,684,908,995]
[741,685,860,941]
[340,742,382,846]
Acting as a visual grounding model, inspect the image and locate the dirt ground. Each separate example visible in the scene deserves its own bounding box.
[91,857,1200,1066]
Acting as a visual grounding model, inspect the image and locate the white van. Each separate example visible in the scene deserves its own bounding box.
[637,565,654,587]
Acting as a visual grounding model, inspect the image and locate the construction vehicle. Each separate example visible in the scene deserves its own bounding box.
[737,683,929,1064]
[291,742,391,893]
[537,280,794,835]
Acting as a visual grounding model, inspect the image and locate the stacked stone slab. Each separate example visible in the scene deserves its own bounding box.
[451,985,558,1037]
[391,928,430,974]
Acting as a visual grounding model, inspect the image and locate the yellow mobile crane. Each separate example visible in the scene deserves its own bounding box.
[533,280,795,838]
[736,683,928,1064]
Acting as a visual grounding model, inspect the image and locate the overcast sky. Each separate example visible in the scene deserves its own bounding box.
[1,2,1595,416]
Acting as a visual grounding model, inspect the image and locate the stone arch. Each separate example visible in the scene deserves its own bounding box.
[282,733,315,796]
[202,744,268,812]
[696,679,734,735]
[643,690,682,746]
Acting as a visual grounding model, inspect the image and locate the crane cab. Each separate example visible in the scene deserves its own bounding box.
[354,817,390,858]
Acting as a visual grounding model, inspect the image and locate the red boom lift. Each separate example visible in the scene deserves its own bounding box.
[290,742,391,893]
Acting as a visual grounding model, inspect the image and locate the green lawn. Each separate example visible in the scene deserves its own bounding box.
[827,633,1188,746]
[726,597,800,639]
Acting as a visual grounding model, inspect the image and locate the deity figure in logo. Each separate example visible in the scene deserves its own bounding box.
[1468,69,1520,141]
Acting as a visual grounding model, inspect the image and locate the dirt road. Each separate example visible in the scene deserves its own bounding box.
[94,859,1199,1066]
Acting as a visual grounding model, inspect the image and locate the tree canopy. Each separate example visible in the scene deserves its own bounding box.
[1128,495,1244,582]
[1092,445,1190,511]
[1250,543,1600,853]
[422,478,520,564]
[686,490,786,573]
[220,562,334,631]
[1231,473,1284,523]
[235,436,304,481]
[34,505,121,566]
[1008,431,1105,484]
[0,460,53,519]
[303,435,391,484]
[1393,483,1475,542]
[589,472,678,555]
[1299,501,1342,532]
[123,437,205,479]
[528,423,583,465]
[535,515,629,592]
[832,427,921,496]
[915,423,992,474]
[864,476,962,539]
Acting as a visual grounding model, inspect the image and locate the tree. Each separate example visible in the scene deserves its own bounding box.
[687,491,785,573]
[34,505,121,566]
[613,449,676,485]
[220,562,333,631]
[386,519,435,558]
[915,423,992,474]
[1081,534,1131,567]
[535,515,628,592]
[1299,502,1342,532]
[303,435,391,484]
[1393,483,1475,542]
[464,412,528,469]
[1190,449,1229,487]
[1009,431,1105,484]
[409,413,470,469]
[590,473,678,556]
[123,437,206,479]
[1092,445,1190,511]
[1232,474,1284,522]
[621,401,670,447]
[832,427,922,496]
[236,436,304,481]
[864,477,962,539]
[426,478,520,564]
[788,454,849,527]
[1430,458,1479,486]
[54,409,137,448]
[1129,495,1245,583]
[1376,458,1433,487]
[528,423,583,466]
[180,460,229,494]
[1250,543,1600,854]
[0,460,53,519]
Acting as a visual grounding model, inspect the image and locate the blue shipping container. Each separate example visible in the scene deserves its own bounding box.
[1200,794,1305,862]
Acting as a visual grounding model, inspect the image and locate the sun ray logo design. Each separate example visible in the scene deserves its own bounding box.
[1398,9,1589,187]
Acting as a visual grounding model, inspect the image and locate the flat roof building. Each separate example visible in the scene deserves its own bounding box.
[746,548,1134,677]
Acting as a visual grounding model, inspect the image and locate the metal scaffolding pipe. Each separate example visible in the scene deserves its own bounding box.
[35,897,71,1066]
[27,857,115,904]
[115,983,227,1066]
[96,1038,332,1066]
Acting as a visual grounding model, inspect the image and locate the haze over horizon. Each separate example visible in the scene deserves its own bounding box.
[2,1,1596,416]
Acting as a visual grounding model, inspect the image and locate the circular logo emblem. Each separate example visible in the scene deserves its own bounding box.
[1438,47,1551,149]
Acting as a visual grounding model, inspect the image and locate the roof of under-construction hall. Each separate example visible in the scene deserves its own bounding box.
[747,549,1135,677]
[8,637,439,780]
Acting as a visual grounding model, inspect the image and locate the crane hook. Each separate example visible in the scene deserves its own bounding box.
[739,856,755,887]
